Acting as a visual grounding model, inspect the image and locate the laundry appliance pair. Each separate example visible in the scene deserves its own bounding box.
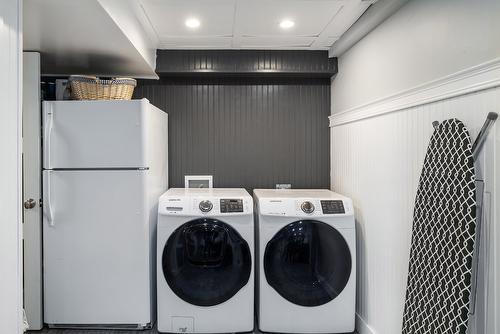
[157,188,356,334]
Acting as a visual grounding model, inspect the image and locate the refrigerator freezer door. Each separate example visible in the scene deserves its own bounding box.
[42,170,152,326]
[43,100,151,169]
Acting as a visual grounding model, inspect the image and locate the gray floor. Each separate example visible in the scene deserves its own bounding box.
[35,326,160,334]
[33,327,356,334]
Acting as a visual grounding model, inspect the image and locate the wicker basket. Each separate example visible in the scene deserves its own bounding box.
[69,75,137,100]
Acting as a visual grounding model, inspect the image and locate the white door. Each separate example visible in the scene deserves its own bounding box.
[43,100,149,169]
[22,52,43,330]
[43,169,151,325]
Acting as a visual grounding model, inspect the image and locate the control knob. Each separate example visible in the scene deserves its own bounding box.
[301,201,315,214]
[199,200,213,213]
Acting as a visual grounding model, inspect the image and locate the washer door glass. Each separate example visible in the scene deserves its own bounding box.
[163,218,252,306]
[264,220,351,307]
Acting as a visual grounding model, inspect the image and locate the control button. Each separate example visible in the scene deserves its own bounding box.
[301,201,315,214]
[199,200,213,213]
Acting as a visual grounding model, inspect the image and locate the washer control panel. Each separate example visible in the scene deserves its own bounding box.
[159,189,253,216]
[161,197,252,216]
[321,200,345,214]
[220,199,244,213]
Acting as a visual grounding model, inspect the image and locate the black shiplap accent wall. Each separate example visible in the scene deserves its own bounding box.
[135,77,330,191]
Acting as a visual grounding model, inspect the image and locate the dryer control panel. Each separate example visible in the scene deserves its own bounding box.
[258,198,352,217]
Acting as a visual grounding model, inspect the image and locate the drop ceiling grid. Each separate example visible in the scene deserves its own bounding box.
[139,0,372,50]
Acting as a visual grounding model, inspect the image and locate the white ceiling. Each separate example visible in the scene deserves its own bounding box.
[23,0,375,77]
[139,0,374,50]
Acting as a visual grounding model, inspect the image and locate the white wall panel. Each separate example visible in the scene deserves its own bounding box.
[331,88,499,334]
[0,0,23,333]
[331,0,500,114]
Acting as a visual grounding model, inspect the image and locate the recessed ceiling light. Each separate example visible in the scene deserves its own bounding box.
[185,18,201,29]
[279,19,295,29]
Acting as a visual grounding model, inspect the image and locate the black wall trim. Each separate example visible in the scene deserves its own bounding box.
[156,50,337,78]
[138,77,331,86]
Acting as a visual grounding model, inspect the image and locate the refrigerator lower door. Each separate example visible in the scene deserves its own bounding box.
[43,170,152,327]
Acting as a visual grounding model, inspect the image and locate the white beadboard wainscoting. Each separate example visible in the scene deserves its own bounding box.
[0,0,23,333]
[330,85,499,334]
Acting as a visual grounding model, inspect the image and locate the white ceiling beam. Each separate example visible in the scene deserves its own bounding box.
[97,0,158,75]
[24,0,158,78]
[329,0,410,57]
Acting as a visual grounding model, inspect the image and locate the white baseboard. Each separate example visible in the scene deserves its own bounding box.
[329,57,500,127]
[356,314,377,334]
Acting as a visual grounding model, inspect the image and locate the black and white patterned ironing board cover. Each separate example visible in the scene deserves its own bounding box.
[402,119,477,334]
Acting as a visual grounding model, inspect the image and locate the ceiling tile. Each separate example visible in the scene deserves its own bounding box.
[238,36,315,48]
[235,0,343,37]
[159,36,233,49]
[140,0,236,39]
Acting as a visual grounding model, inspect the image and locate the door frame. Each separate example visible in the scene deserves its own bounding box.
[0,0,24,333]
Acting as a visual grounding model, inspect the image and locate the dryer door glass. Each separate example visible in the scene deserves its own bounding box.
[264,220,351,307]
[162,218,252,306]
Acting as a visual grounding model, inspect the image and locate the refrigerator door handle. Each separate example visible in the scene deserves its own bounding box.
[44,109,53,168]
[43,171,54,227]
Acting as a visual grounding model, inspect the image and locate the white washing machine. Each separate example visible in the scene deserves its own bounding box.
[254,189,356,333]
[157,188,254,333]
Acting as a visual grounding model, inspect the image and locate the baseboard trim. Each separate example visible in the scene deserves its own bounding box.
[356,314,376,334]
[329,57,500,127]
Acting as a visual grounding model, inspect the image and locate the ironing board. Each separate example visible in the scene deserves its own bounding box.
[402,119,477,334]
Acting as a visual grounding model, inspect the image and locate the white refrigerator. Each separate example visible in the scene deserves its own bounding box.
[42,99,168,329]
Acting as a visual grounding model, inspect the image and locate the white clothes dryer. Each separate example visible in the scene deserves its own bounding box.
[254,189,356,333]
